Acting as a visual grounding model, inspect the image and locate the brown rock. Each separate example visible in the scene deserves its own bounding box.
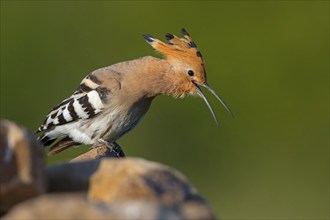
[2,192,204,220]
[48,144,124,192]
[7,158,215,219]
[2,193,113,219]
[6,155,215,219]
[88,158,215,219]
[46,159,101,192]
[0,120,46,215]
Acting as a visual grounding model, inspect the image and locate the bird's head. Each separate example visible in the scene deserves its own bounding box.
[143,28,233,126]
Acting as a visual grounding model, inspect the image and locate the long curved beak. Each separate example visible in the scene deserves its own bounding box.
[194,82,233,127]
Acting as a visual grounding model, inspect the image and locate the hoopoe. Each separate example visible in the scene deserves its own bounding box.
[36,28,232,155]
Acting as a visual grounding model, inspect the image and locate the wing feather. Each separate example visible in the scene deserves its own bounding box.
[36,67,121,132]
[36,72,116,132]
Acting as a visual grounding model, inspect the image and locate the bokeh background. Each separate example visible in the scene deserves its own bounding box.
[1,1,329,219]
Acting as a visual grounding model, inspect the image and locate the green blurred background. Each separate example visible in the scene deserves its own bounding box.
[1,1,329,219]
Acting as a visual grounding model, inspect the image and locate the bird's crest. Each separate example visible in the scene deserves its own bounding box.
[143,28,205,68]
[144,28,233,126]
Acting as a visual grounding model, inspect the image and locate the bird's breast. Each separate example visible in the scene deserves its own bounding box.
[84,96,154,143]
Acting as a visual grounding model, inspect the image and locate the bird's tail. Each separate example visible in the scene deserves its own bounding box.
[37,133,78,155]
[48,137,78,155]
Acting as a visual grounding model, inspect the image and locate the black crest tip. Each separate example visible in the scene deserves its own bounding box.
[188,41,197,48]
[165,33,174,41]
[181,28,190,36]
[143,34,154,43]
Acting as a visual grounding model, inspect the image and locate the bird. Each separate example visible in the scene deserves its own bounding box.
[36,28,232,156]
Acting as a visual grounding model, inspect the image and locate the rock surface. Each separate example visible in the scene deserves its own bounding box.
[3,192,213,220]
[5,158,215,219]
[2,193,113,219]
[88,158,215,219]
[47,159,100,192]
[0,120,46,215]
[89,158,205,204]
[1,119,216,219]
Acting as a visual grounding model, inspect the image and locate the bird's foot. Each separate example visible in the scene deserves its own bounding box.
[109,142,126,158]
[97,139,125,158]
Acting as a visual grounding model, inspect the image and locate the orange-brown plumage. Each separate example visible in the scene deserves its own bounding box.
[143,29,207,94]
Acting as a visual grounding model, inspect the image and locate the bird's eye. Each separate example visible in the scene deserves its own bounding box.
[188,70,194,76]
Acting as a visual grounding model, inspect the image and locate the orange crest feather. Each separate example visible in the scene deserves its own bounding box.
[143,28,205,66]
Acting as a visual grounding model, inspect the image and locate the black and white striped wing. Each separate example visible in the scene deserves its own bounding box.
[36,74,110,132]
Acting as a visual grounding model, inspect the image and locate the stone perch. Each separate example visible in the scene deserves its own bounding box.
[0,119,216,219]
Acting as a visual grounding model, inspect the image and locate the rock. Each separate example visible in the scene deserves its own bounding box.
[3,193,213,220]
[0,119,215,220]
[70,144,125,162]
[0,119,46,215]
[46,159,101,192]
[5,158,215,219]
[2,193,113,219]
[88,158,215,219]
[47,144,124,192]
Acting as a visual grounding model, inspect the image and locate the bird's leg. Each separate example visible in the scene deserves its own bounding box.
[97,139,125,158]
